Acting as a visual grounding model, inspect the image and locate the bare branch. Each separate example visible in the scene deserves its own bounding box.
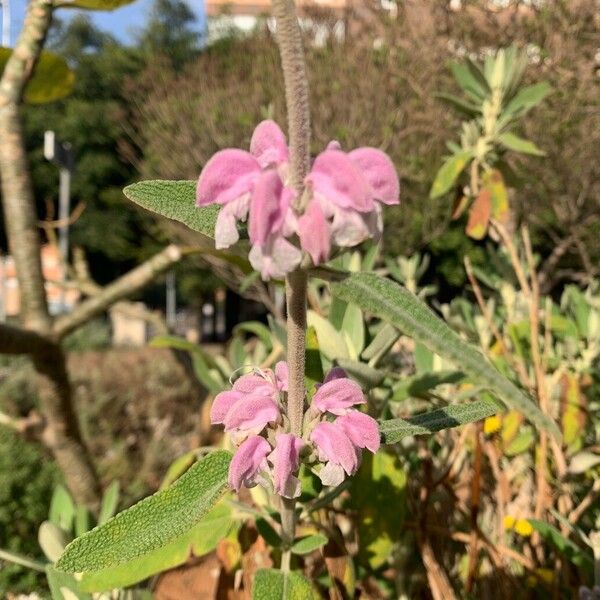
[53,244,185,338]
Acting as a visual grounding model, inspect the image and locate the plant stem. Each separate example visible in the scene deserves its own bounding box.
[271,0,311,558]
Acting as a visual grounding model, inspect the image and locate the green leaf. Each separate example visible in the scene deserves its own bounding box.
[234,321,274,350]
[330,272,559,438]
[450,62,490,100]
[291,534,328,555]
[391,370,466,402]
[341,303,365,358]
[505,428,534,456]
[252,569,319,600]
[98,481,120,525]
[435,92,481,116]
[335,359,386,389]
[49,485,75,532]
[39,521,68,563]
[380,399,501,444]
[56,450,231,575]
[305,326,325,394]
[503,82,551,117]
[498,132,545,156]
[256,518,282,548]
[307,310,349,361]
[46,566,91,600]
[124,180,219,237]
[80,502,236,592]
[0,48,74,104]
[74,506,90,538]
[362,324,400,366]
[430,151,472,199]
[350,451,406,568]
[527,520,593,571]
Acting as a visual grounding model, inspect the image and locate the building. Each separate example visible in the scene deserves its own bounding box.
[0,244,79,319]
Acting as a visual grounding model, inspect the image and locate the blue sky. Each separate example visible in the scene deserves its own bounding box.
[4,0,205,46]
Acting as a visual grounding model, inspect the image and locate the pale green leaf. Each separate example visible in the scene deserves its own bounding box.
[527,520,593,570]
[330,272,559,438]
[49,485,75,532]
[430,151,472,198]
[98,481,120,525]
[56,450,231,574]
[252,569,319,600]
[498,132,545,156]
[307,310,349,361]
[291,534,328,555]
[124,180,218,237]
[46,566,91,600]
[79,502,236,592]
[0,48,74,104]
[380,399,501,444]
[341,303,365,357]
[503,82,551,117]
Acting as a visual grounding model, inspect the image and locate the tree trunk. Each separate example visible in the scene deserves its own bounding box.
[0,0,101,505]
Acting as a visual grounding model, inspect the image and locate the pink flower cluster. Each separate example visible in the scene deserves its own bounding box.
[196,121,399,280]
[211,363,380,498]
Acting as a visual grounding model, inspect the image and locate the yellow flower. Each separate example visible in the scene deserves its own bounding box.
[484,415,502,435]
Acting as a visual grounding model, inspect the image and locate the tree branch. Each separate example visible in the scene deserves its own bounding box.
[0,322,54,354]
[53,244,185,338]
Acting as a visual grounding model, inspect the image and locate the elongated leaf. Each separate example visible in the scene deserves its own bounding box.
[527,520,593,570]
[450,62,489,100]
[391,370,465,402]
[503,82,551,117]
[49,485,75,531]
[380,399,501,444]
[124,180,219,237]
[430,151,472,199]
[46,566,91,600]
[291,534,328,555]
[0,48,74,104]
[98,481,119,525]
[56,451,231,574]
[329,272,559,437]
[253,569,318,600]
[435,92,481,116]
[80,502,236,592]
[498,132,545,156]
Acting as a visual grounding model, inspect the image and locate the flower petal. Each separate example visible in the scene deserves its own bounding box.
[223,394,280,433]
[248,171,288,246]
[250,120,289,168]
[215,203,241,249]
[269,433,304,498]
[249,236,302,281]
[211,390,243,424]
[228,435,271,492]
[308,150,374,212]
[298,200,331,265]
[323,367,348,384]
[318,462,345,487]
[312,377,366,415]
[336,411,381,453]
[310,421,359,475]
[197,149,260,206]
[330,206,371,247]
[233,373,273,395]
[275,362,289,392]
[349,147,400,205]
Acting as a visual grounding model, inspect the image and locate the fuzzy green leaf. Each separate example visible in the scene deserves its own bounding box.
[56,451,231,574]
[124,180,218,237]
[330,272,559,438]
[380,399,501,444]
[527,520,593,570]
[503,82,551,117]
[252,569,318,600]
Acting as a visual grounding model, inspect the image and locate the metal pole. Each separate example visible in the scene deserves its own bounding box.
[1,0,10,47]
[166,270,176,329]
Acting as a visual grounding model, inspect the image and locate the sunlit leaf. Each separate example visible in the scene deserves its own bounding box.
[430,151,472,199]
[328,271,559,437]
[56,451,231,575]
[252,569,319,599]
[466,188,491,240]
[291,534,328,555]
[503,82,551,117]
[498,132,545,156]
[482,169,509,223]
[0,48,74,104]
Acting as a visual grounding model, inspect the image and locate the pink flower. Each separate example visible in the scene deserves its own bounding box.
[223,394,280,435]
[269,433,304,498]
[312,377,366,415]
[336,411,381,454]
[304,145,400,256]
[298,200,330,265]
[228,435,271,491]
[310,421,360,485]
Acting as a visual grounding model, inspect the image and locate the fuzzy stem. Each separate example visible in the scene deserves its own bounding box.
[271,0,311,557]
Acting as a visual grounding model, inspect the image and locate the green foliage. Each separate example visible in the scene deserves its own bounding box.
[56,0,135,9]
[0,48,74,104]
[252,568,318,600]
[329,271,559,437]
[380,398,501,444]
[56,450,231,574]
[124,180,218,238]
[290,534,328,555]
[0,429,58,595]
[350,451,407,569]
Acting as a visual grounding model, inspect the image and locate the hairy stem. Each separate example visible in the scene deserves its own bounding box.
[271,0,311,555]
